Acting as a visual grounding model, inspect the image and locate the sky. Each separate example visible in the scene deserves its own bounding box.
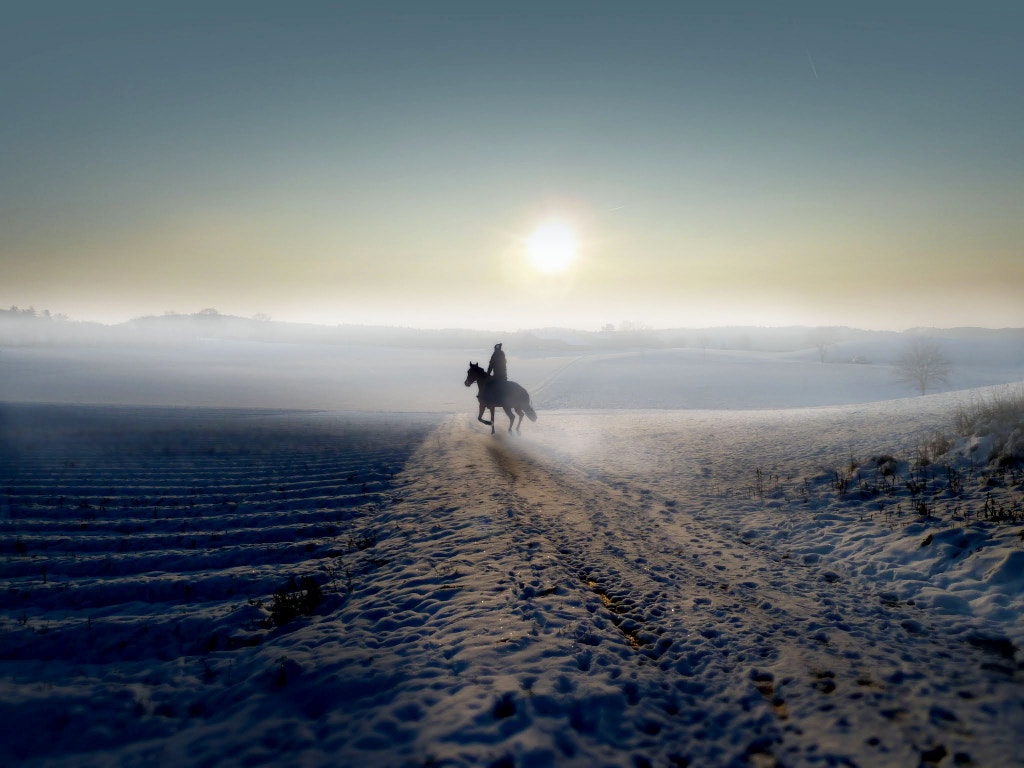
[1,1,1022,331]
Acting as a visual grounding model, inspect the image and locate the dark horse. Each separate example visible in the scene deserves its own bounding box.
[464,362,537,434]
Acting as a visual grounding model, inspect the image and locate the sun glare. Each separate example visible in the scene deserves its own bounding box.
[527,221,577,273]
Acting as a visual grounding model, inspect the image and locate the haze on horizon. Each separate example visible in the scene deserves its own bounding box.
[2,2,1022,333]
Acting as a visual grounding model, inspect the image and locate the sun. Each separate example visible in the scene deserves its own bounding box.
[526,221,577,273]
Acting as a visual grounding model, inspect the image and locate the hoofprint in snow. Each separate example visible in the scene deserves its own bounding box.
[1,397,1022,766]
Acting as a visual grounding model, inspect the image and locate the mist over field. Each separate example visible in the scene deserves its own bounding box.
[3,308,1023,412]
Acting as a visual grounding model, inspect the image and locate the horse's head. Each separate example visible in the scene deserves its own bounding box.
[465,362,483,387]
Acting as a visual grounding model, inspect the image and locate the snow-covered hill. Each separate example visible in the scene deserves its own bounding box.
[2,332,1023,413]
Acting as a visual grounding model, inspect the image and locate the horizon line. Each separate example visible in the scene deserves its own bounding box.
[2,306,1022,336]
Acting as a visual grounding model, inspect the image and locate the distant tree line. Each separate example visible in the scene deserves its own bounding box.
[2,306,68,321]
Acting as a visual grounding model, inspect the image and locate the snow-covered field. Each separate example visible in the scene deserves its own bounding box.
[2,381,1023,766]
[2,331,1023,412]
[533,346,1024,410]
[0,340,586,413]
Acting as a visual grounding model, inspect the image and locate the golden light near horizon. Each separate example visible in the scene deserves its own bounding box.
[526,220,577,273]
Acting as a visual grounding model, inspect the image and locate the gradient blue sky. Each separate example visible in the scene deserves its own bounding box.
[2,2,1022,330]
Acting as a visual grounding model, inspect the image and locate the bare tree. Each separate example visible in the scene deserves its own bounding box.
[698,334,712,359]
[809,327,838,363]
[893,337,952,395]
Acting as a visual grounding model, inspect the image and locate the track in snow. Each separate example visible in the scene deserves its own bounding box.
[406,413,1024,766]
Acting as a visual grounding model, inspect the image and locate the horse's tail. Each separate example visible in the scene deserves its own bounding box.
[524,402,537,422]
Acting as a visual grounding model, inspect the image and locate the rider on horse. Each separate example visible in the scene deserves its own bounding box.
[465,356,537,434]
[486,343,507,381]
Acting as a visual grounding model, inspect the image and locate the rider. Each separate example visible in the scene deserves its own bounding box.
[486,343,507,382]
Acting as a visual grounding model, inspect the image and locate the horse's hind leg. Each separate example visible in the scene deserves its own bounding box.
[514,408,524,432]
[489,406,496,434]
[503,406,515,432]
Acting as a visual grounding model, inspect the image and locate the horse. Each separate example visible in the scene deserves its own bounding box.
[464,362,537,434]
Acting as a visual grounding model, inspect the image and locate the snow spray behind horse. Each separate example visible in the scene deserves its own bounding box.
[464,362,537,434]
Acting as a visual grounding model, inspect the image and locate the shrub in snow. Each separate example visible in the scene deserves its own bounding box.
[265,576,324,628]
[954,386,1024,465]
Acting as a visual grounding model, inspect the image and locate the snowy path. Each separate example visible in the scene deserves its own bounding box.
[378,409,1024,766]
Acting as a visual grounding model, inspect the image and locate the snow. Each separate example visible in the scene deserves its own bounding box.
[533,346,1024,410]
[2,329,1023,413]
[1,346,1023,766]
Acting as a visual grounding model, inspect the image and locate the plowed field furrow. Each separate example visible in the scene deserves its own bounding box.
[0,405,439,683]
[1,473,395,497]
[3,493,384,527]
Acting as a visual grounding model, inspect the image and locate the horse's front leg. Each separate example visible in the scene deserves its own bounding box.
[489,406,496,434]
[477,399,492,426]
